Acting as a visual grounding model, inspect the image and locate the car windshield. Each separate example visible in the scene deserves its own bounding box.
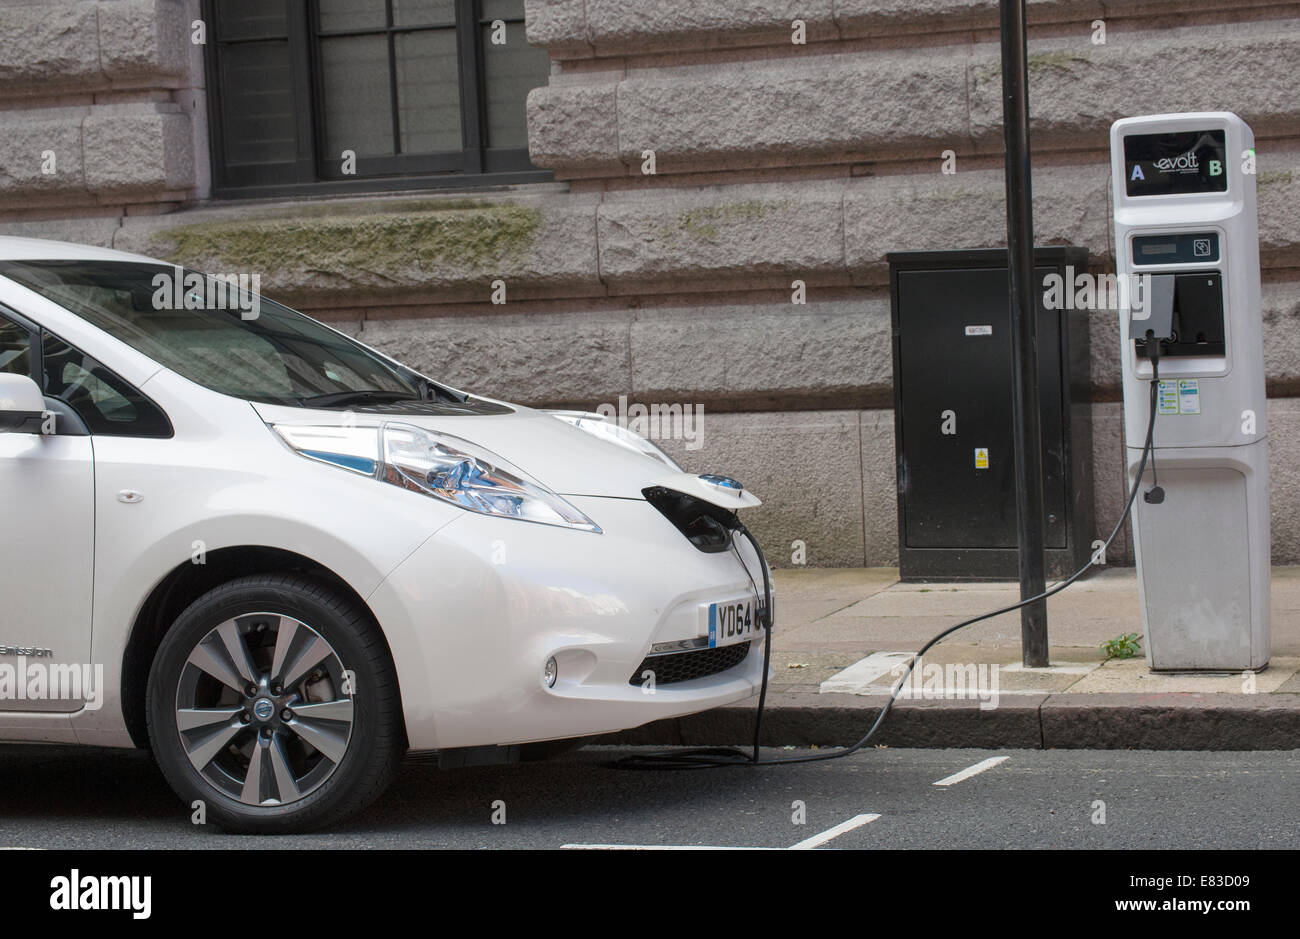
[0,259,423,406]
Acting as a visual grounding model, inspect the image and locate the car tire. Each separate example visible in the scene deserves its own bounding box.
[146,573,404,834]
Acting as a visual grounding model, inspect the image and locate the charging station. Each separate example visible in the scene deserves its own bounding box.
[1110,111,1270,671]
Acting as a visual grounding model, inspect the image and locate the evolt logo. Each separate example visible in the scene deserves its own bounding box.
[49,869,151,920]
[1154,150,1199,173]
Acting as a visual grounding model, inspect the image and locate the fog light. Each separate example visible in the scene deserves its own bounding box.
[544,657,558,688]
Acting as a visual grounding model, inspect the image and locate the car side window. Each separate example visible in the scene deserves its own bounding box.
[41,331,172,438]
[0,314,33,378]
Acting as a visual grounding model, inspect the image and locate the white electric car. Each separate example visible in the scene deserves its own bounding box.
[0,237,769,833]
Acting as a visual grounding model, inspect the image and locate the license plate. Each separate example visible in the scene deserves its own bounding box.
[706,598,761,648]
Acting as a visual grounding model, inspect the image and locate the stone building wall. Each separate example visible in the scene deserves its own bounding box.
[0,0,207,238]
[2,0,1300,568]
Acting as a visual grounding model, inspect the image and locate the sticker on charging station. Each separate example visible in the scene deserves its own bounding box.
[1157,379,1201,414]
[974,447,989,469]
[965,325,993,336]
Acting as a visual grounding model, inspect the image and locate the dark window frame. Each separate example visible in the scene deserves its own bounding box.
[0,305,173,439]
[0,307,39,384]
[202,0,551,199]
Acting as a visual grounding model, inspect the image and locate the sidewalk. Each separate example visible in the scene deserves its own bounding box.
[608,567,1300,750]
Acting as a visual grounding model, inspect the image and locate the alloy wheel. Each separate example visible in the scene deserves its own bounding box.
[173,613,355,807]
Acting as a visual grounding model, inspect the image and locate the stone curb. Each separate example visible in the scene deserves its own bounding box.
[597,691,1300,750]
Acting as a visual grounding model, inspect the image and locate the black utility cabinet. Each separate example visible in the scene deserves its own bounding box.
[888,247,1093,581]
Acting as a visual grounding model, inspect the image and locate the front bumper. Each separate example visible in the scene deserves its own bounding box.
[367,494,768,750]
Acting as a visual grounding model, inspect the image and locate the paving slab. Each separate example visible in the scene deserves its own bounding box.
[1066,655,1300,693]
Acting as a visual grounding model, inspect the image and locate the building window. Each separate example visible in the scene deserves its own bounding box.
[204,0,551,196]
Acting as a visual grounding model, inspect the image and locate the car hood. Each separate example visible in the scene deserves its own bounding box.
[250,399,757,507]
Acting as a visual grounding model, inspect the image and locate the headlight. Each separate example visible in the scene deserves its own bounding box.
[272,421,601,533]
[546,410,682,471]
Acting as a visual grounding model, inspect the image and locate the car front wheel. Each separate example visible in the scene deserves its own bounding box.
[146,574,404,833]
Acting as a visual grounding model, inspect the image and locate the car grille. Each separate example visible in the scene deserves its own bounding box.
[629,641,752,686]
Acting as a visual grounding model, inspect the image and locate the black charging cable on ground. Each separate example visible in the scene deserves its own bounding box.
[611,360,1163,772]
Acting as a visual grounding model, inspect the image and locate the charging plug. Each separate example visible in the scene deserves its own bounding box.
[1132,273,1177,348]
[1143,347,1164,505]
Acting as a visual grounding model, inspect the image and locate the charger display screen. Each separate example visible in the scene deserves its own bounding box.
[1132,232,1220,265]
[1124,130,1228,197]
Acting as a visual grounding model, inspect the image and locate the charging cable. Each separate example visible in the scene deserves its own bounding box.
[611,362,1163,771]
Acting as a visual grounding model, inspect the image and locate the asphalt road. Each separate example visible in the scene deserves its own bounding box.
[0,743,1295,850]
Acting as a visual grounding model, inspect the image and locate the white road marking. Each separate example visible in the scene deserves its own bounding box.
[562,811,882,851]
[561,844,777,850]
[933,756,1009,787]
[788,813,881,850]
